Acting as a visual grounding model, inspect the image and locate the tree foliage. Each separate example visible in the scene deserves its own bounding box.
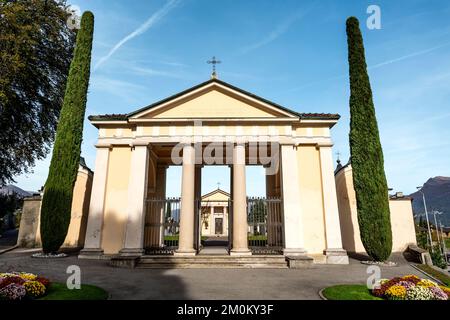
[0,0,76,185]
[346,17,392,261]
[40,11,94,253]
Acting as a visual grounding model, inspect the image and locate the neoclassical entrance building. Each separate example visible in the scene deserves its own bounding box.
[79,77,349,265]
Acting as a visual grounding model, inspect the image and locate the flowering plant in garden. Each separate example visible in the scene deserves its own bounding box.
[0,272,50,300]
[372,275,450,300]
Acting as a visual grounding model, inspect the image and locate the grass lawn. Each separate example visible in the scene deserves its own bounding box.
[445,238,450,249]
[248,235,267,241]
[322,285,382,300]
[415,264,450,286]
[39,282,108,300]
[164,235,208,241]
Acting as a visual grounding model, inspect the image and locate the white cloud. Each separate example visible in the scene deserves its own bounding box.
[94,0,180,70]
[368,41,450,70]
[239,7,313,54]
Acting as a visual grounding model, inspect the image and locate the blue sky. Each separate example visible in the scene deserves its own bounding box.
[13,0,450,197]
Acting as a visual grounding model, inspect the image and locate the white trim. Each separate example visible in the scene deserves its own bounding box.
[90,120,128,125]
[128,117,299,123]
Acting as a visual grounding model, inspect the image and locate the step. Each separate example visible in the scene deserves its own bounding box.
[137,255,288,269]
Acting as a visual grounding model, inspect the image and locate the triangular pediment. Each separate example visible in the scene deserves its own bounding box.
[202,188,230,201]
[128,79,299,120]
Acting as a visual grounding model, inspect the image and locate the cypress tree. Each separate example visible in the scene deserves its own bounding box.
[346,17,392,261]
[40,11,94,253]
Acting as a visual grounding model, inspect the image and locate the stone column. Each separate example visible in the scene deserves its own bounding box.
[280,144,306,256]
[210,205,214,236]
[266,167,276,246]
[157,165,168,247]
[175,144,196,256]
[79,146,110,258]
[120,144,149,256]
[229,165,234,248]
[265,167,276,198]
[318,144,349,264]
[230,143,251,256]
[194,165,202,249]
[224,205,228,236]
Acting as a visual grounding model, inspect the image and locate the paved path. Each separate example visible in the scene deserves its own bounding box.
[0,249,431,300]
[0,229,18,251]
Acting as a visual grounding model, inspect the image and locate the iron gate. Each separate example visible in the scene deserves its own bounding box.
[144,197,181,255]
[247,197,283,254]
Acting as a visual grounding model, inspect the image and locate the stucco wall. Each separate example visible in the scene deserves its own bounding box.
[18,165,93,249]
[101,147,131,254]
[297,145,327,254]
[64,167,93,247]
[335,165,417,254]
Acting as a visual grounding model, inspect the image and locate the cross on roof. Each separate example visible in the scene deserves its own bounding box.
[217,182,221,189]
[207,56,221,79]
[336,151,341,164]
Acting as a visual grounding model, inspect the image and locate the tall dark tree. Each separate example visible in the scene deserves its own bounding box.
[40,11,94,253]
[0,0,76,185]
[346,17,392,261]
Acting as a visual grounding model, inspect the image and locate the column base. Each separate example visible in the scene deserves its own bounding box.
[324,248,349,264]
[283,248,307,256]
[78,248,104,259]
[174,249,197,257]
[230,248,252,256]
[119,248,144,257]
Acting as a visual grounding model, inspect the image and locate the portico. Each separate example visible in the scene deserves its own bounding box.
[79,78,348,265]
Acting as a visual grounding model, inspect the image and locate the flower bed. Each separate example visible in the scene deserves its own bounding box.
[372,275,450,300]
[0,272,50,300]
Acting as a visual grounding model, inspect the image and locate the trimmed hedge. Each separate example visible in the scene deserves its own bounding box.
[346,17,392,261]
[40,12,94,253]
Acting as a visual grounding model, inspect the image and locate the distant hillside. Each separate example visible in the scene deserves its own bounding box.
[408,177,450,227]
[0,185,33,198]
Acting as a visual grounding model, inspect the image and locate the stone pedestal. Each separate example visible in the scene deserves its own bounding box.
[324,248,349,264]
[78,248,104,259]
[286,255,314,269]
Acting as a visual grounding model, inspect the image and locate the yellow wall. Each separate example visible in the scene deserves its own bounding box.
[101,147,132,254]
[297,145,327,254]
[202,190,230,202]
[335,165,417,253]
[149,89,278,118]
[389,200,418,252]
[64,167,93,247]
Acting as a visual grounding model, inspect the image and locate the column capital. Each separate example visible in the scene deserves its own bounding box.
[131,142,150,148]
[94,143,112,149]
[315,142,334,148]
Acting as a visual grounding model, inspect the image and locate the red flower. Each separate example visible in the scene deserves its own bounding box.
[0,276,25,289]
[372,277,403,298]
[36,277,51,288]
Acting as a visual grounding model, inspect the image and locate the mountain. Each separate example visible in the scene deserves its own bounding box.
[408,177,450,227]
[0,185,33,198]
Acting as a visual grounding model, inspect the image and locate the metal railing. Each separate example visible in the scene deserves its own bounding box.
[144,197,181,255]
[247,197,283,254]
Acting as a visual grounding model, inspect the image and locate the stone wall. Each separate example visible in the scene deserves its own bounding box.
[16,196,42,248]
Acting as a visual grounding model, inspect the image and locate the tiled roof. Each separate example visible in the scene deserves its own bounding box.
[299,113,340,120]
[88,114,127,121]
